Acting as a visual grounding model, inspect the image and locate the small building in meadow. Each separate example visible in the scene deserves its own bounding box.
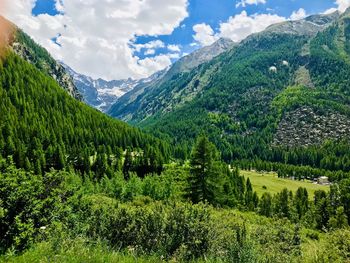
[317,176,330,185]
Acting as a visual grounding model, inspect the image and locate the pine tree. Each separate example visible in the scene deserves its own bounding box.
[259,192,272,217]
[276,188,290,219]
[245,178,254,211]
[329,206,348,229]
[294,187,309,219]
[187,136,223,204]
[123,149,133,179]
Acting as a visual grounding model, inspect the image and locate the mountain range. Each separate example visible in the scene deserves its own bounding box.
[3,8,350,166]
[63,64,148,112]
[3,7,350,262]
[66,37,235,113]
[108,37,235,119]
[104,10,350,163]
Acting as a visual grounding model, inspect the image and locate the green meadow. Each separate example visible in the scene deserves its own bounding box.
[241,170,329,198]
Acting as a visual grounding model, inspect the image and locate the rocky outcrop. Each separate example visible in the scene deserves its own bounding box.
[11,31,82,100]
[274,106,350,147]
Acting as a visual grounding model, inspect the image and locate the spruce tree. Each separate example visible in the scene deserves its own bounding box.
[187,136,223,204]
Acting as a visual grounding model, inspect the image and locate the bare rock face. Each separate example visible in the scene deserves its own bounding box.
[0,16,15,53]
[10,29,82,100]
[63,63,158,112]
[167,38,236,76]
[274,106,350,147]
[263,12,340,37]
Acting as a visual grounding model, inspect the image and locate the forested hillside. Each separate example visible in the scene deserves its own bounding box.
[110,11,350,171]
[108,38,235,121]
[0,49,169,177]
[0,19,82,100]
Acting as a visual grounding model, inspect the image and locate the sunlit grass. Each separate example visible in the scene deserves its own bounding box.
[241,170,329,198]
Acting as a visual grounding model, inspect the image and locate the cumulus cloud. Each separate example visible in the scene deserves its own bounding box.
[192,7,318,47]
[236,0,266,8]
[2,0,188,80]
[193,11,285,46]
[144,49,156,56]
[137,54,173,76]
[290,8,307,20]
[193,23,219,46]
[335,0,350,12]
[325,0,350,13]
[167,44,181,52]
[219,11,285,42]
[133,40,166,53]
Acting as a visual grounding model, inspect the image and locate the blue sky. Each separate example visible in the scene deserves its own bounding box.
[9,0,346,80]
[132,0,337,59]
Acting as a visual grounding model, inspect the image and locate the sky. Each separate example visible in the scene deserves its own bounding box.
[1,0,350,80]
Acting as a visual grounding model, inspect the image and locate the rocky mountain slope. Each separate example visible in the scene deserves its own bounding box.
[13,31,81,100]
[0,16,82,100]
[108,38,236,121]
[108,10,350,161]
[63,64,146,112]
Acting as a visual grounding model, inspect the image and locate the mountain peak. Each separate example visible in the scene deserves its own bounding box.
[262,12,338,37]
[165,37,236,77]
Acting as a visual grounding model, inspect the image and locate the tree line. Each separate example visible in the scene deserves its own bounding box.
[0,52,169,177]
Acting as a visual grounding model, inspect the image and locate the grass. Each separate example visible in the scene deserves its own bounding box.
[0,239,161,263]
[241,170,329,198]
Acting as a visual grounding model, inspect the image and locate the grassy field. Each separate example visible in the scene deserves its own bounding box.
[241,170,329,198]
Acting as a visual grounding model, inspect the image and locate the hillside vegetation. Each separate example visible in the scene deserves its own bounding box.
[0,49,169,177]
[1,11,350,263]
[109,11,350,173]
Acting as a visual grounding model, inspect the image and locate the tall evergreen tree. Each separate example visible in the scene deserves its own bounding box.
[123,149,133,179]
[259,192,272,217]
[187,136,222,204]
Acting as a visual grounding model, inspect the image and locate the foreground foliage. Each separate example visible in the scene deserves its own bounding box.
[1,153,350,262]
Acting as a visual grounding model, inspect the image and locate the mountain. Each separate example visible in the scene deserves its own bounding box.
[166,38,236,76]
[0,17,169,176]
[262,12,340,37]
[108,38,236,121]
[64,39,234,113]
[63,64,169,112]
[8,23,82,100]
[108,11,350,166]
[63,64,138,112]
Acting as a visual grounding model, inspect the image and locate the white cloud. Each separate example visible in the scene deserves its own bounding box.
[236,0,266,8]
[167,53,180,59]
[324,8,338,14]
[133,40,165,52]
[325,0,350,13]
[2,0,188,80]
[193,23,219,46]
[137,53,177,75]
[144,49,156,56]
[290,8,307,20]
[192,7,319,47]
[168,44,181,52]
[335,0,350,12]
[193,11,285,46]
[219,11,286,42]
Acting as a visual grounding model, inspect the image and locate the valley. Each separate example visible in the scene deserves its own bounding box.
[1,3,350,263]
